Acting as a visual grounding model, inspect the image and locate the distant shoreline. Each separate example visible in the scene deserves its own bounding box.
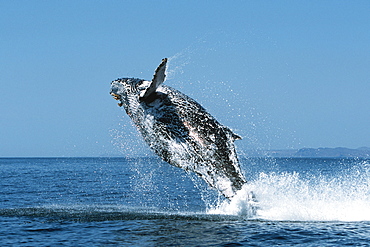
[242,147,370,158]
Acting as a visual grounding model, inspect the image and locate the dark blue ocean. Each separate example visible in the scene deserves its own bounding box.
[1,157,370,246]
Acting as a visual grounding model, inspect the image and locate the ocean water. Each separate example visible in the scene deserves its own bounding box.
[1,157,370,246]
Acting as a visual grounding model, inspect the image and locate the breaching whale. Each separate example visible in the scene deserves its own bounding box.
[110,58,246,199]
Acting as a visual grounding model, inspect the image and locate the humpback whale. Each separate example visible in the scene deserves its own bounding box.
[110,58,246,199]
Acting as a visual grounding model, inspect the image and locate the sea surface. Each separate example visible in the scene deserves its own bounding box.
[1,157,370,246]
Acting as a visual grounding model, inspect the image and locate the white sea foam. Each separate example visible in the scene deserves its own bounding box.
[208,168,370,222]
[207,184,257,217]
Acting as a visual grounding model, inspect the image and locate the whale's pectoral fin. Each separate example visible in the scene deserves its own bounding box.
[152,58,167,85]
[140,58,168,101]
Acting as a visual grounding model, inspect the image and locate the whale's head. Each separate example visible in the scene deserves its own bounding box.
[110,58,168,113]
[110,78,150,110]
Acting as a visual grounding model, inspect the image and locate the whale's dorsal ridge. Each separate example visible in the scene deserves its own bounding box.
[232,132,242,141]
[140,58,167,100]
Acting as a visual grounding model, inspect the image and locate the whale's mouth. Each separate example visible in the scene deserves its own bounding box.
[110,92,123,107]
[111,92,121,100]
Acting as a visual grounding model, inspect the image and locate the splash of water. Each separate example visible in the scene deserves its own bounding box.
[208,163,370,222]
[207,184,257,217]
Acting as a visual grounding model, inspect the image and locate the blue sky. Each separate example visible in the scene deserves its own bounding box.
[1,1,369,157]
